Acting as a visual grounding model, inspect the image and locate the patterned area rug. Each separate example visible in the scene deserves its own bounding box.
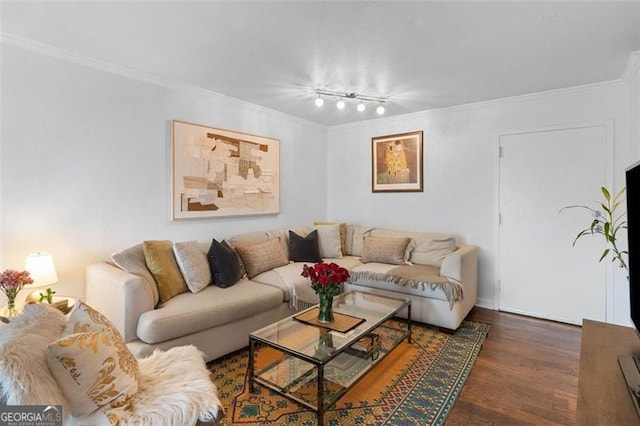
[210,320,490,425]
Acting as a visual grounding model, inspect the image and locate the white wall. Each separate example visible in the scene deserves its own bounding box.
[327,81,632,324]
[1,44,327,300]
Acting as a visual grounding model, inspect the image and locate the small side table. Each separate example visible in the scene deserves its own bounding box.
[1,296,75,319]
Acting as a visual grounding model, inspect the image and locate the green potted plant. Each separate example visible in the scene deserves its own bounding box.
[560,187,628,273]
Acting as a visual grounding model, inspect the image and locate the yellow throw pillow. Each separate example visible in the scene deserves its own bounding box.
[47,328,138,418]
[314,221,347,255]
[143,240,188,303]
[64,300,122,336]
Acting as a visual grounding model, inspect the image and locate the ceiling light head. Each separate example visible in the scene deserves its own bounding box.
[314,94,324,107]
[357,101,366,112]
[376,104,385,115]
[336,98,346,110]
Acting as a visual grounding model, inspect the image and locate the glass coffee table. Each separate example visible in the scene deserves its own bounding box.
[248,291,411,425]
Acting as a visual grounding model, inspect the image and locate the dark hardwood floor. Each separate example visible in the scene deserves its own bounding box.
[447,307,582,425]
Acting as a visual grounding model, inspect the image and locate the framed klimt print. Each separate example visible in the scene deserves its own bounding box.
[171,120,280,220]
[371,130,423,192]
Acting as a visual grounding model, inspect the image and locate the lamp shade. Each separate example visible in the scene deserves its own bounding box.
[24,252,58,287]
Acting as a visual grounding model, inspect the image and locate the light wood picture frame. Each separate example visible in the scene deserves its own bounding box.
[171,120,280,220]
[372,130,423,193]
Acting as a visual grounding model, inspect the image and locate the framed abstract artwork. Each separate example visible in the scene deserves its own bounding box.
[371,130,423,193]
[171,120,280,219]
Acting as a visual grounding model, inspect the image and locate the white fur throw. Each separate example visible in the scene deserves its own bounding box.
[0,304,67,406]
[82,345,222,425]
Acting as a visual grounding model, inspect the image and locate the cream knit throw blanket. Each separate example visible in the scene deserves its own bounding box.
[350,264,463,309]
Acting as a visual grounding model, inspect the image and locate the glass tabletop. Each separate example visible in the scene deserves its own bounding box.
[250,291,409,361]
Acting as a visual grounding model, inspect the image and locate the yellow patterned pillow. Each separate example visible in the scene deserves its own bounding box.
[64,300,121,336]
[47,328,138,418]
[143,240,188,303]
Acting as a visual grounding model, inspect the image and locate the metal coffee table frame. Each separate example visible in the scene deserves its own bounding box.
[248,291,411,425]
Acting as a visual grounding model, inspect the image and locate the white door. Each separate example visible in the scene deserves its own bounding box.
[498,124,609,324]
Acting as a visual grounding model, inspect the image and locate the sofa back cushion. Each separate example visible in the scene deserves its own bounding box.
[111,244,160,306]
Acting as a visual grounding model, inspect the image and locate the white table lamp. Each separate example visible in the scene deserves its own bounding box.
[24,252,58,303]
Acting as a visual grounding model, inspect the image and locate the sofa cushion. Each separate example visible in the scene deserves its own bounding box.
[174,241,212,293]
[235,238,289,279]
[289,230,322,263]
[314,223,343,258]
[111,244,160,306]
[361,236,412,265]
[143,240,188,303]
[207,239,242,288]
[136,280,284,344]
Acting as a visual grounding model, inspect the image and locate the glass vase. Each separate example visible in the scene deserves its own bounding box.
[317,293,335,323]
[5,294,17,317]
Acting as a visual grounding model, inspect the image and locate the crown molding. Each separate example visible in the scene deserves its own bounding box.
[622,50,640,85]
[0,32,326,130]
[330,79,624,131]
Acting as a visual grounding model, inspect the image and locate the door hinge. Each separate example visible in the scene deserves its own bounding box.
[499,146,504,158]
[499,213,502,225]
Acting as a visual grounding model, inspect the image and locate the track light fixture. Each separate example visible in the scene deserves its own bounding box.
[312,89,386,114]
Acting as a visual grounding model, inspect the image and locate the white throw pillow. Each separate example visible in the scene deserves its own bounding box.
[173,241,212,293]
[314,223,343,259]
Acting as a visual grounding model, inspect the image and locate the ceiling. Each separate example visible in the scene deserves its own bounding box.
[2,1,639,126]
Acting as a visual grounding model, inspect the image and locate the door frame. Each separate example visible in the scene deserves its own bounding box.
[494,120,614,322]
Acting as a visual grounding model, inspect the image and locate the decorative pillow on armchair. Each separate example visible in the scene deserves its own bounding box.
[47,301,139,418]
[47,329,138,418]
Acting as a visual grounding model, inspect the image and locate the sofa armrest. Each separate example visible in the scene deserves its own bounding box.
[440,245,478,302]
[86,262,155,343]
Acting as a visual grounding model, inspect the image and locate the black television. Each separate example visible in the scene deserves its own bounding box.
[620,160,640,416]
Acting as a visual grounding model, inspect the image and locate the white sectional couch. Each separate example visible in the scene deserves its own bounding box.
[86,224,478,362]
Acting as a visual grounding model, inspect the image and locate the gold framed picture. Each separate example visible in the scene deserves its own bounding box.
[371,130,423,193]
[171,120,280,220]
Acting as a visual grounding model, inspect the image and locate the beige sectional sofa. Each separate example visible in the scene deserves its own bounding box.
[86,224,477,362]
